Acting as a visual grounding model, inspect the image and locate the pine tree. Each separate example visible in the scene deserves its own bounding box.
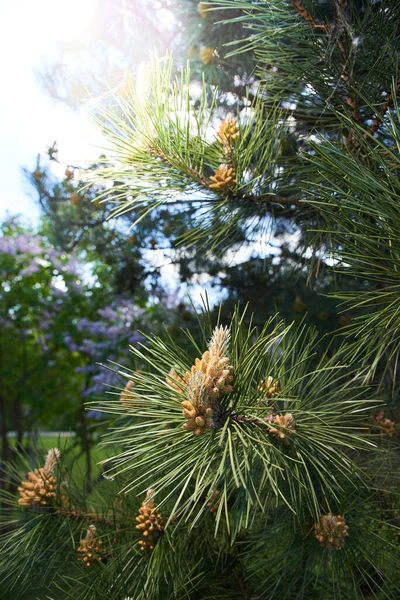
[2,1,400,598]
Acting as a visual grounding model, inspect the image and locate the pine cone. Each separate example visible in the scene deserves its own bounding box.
[77,525,107,568]
[136,491,164,554]
[120,379,136,407]
[264,413,296,442]
[314,514,349,550]
[258,376,280,398]
[199,46,217,65]
[209,165,237,192]
[18,448,60,508]
[217,117,240,147]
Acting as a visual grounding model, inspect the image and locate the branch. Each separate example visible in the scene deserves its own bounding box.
[54,507,119,528]
[231,414,271,431]
[364,81,400,139]
[291,0,328,31]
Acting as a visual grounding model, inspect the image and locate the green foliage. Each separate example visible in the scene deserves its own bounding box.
[0,218,84,444]
[303,107,400,373]
[101,308,373,531]
[3,0,400,598]
[87,53,295,253]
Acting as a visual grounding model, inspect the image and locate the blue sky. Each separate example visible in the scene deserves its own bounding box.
[0,0,99,222]
[0,2,258,305]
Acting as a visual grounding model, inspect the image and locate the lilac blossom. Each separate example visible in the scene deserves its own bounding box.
[20,260,41,277]
[70,299,145,399]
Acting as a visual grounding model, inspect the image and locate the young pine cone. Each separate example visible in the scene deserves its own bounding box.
[77,525,107,568]
[314,514,349,551]
[258,376,280,398]
[166,368,189,393]
[369,411,396,437]
[217,117,240,147]
[209,165,237,192]
[120,379,136,407]
[264,413,296,443]
[18,448,60,508]
[136,491,164,554]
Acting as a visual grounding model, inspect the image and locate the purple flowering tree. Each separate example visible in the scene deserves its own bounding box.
[0,217,86,465]
[64,301,145,484]
[0,215,166,490]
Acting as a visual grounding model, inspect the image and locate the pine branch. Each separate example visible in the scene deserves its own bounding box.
[54,507,119,528]
[291,0,328,31]
[365,80,400,139]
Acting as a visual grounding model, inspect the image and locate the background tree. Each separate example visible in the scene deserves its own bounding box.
[34,0,347,329]
[0,217,83,463]
[0,215,159,492]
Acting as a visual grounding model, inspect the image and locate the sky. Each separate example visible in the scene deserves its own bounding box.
[0,2,269,306]
[0,1,220,304]
[0,0,100,222]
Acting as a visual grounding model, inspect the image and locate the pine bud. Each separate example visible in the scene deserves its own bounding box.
[167,368,189,393]
[136,491,164,554]
[207,490,220,516]
[199,46,218,65]
[217,117,240,147]
[120,379,136,407]
[182,326,234,435]
[369,411,396,437]
[209,165,237,192]
[18,448,60,508]
[182,400,197,419]
[197,2,209,18]
[264,413,296,443]
[77,525,107,567]
[258,376,280,398]
[314,514,349,551]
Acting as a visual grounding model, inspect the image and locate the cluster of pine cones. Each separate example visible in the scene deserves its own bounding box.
[77,525,107,568]
[314,513,349,551]
[135,491,164,554]
[18,448,60,508]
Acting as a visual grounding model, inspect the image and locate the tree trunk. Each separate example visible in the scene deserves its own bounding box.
[0,389,10,491]
[12,396,23,453]
[79,393,91,492]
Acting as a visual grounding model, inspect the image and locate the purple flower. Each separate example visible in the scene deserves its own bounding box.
[0,238,17,255]
[86,410,103,419]
[20,260,40,277]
